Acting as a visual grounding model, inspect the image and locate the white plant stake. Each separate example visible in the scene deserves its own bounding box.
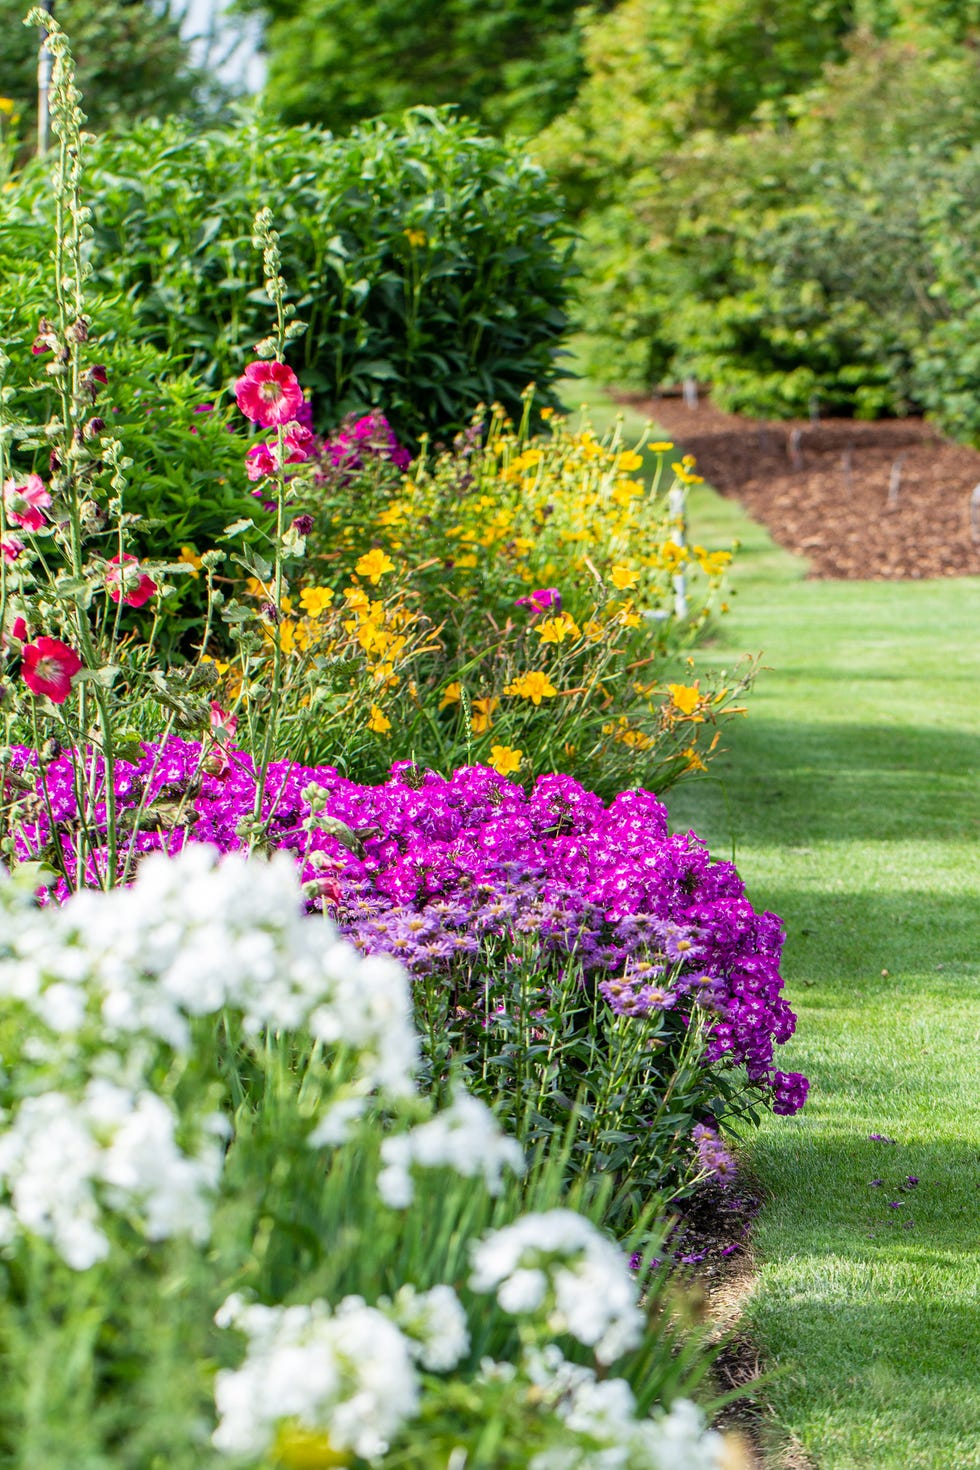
[970,482,980,544]
[669,483,689,619]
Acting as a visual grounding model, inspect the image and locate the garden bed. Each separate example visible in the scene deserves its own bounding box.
[623,393,980,581]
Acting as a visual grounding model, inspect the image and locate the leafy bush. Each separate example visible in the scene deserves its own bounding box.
[4,107,574,443]
[542,16,980,435]
[232,0,621,137]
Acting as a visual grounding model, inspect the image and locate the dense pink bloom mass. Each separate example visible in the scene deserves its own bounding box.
[234,361,304,428]
[20,638,82,703]
[516,587,562,615]
[3,473,51,531]
[105,554,157,609]
[6,739,807,1114]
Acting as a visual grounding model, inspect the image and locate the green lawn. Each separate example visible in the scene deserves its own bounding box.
[575,385,980,1469]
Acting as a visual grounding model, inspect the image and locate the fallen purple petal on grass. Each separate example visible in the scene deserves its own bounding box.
[888,1201,903,1208]
[905,1176,919,1187]
[869,1133,897,1144]
[869,1179,883,1187]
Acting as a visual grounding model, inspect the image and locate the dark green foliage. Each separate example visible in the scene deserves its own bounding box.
[0,0,209,137]
[233,0,619,137]
[545,9,980,437]
[4,107,575,444]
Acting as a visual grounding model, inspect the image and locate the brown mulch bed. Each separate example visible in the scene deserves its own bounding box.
[619,392,980,580]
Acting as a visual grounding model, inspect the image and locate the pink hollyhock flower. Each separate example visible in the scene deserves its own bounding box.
[21,637,82,703]
[515,587,562,616]
[1,536,25,563]
[105,554,157,609]
[234,361,304,428]
[10,616,28,642]
[245,441,277,482]
[283,421,316,462]
[3,473,51,531]
[206,701,239,778]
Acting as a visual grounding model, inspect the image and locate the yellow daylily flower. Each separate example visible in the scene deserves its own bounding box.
[489,744,523,776]
[355,548,395,584]
[504,671,558,705]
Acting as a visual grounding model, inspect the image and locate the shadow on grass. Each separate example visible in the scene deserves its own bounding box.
[667,717,979,848]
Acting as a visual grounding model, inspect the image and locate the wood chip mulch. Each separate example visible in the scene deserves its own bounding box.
[618,392,980,580]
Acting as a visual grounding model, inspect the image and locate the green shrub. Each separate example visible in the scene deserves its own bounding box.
[545,19,980,434]
[4,107,575,444]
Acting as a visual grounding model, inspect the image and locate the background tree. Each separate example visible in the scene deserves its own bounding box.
[0,0,215,136]
[231,0,618,135]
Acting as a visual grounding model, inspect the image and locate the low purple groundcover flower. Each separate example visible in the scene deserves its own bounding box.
[5,739,808,1114]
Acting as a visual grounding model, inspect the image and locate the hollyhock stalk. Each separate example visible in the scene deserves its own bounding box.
[28,14,120,888]
[246,209,294,848]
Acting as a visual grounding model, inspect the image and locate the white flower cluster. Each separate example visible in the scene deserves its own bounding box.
[0,846,420,1266]
[0,844,418,1088]
[212,1292,422,1462]
[470,1209,645,1364]
[384,1283,471,1372]
[377,1089,524,1207]
[523,1348,728,1470]
[0,1080,222,1270]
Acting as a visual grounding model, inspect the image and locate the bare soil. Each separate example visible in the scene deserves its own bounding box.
[620,393,980,580]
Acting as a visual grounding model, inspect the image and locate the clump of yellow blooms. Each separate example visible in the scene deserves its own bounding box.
[504,671,558,704]
[223,399,745,784]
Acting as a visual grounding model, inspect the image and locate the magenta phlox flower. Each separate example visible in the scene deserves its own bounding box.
[515,587,562,616]
[7,738,806,1113]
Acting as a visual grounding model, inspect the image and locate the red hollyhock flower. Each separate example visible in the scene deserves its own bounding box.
[21,637,82,703]
[234,361,304,428]
[1,536,24,564]
[3,472,51,531]
[10,616,28,642]
[106,554,157,609]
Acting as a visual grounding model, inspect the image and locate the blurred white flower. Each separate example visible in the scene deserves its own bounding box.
[377,1090,523,1207]
[0,1080,218,1269]
[470,1210,644,1364]
[213,1293,419,1461]
[385,1283,470,1371]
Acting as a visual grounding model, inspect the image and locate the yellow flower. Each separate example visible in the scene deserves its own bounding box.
[471,696,499,733]
[439,681,462,710]
[367,704,392,734]
[454,552,478,569]
[178,545,205,579]
[610,564,639,590]
[343,585,370,612]
[273,1423,350,1467]
[668,683,701,716]
[695,547,733,577]
[659,539,689,573]
[648,440,674,452]
[504,671,558,705]
[0,99,15,117]
[620,610,641,629]
[403,227,427,248]
[299,586,334,617]
[616,450,644,472]
[682,745,708,773]
[355,548,395,584]
[611,478,643,507]
[278,619,300,655]
[537,613,580,645]
[489,744,523,776]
